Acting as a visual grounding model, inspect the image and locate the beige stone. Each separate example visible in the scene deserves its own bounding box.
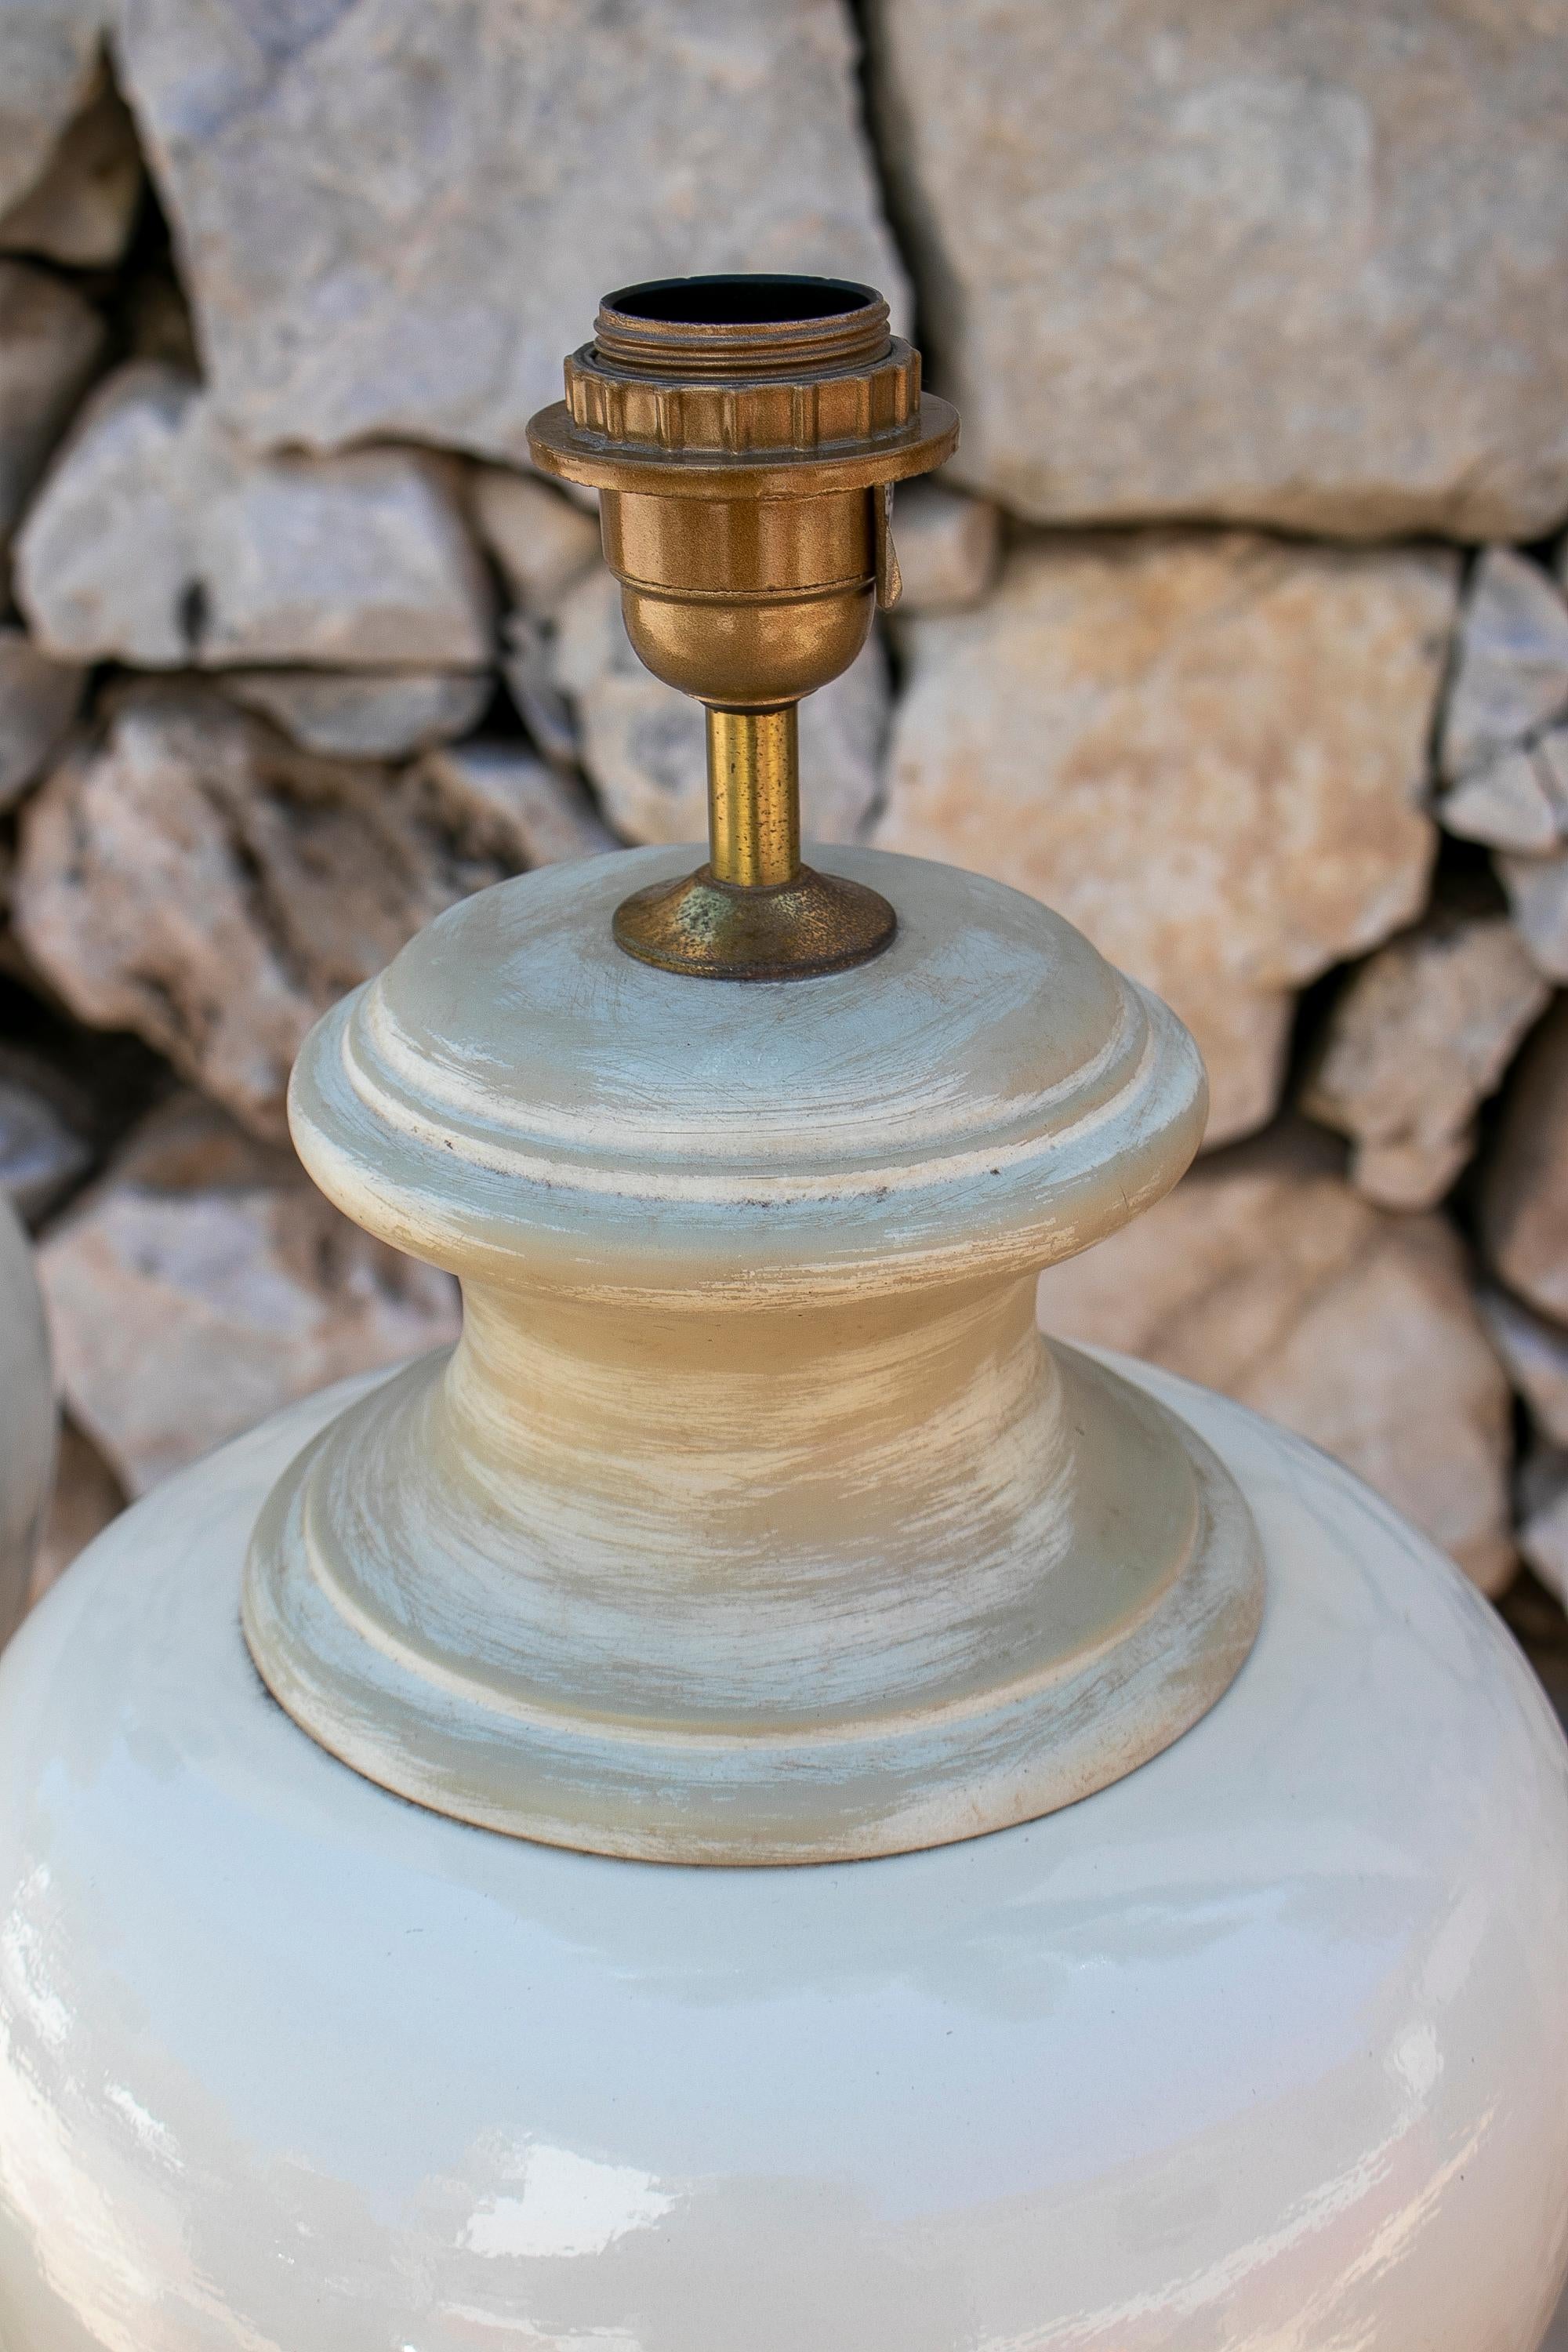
[0,259,104,550]
[27,1414,124,1613]
[471,470,600,615]
[0,0,107,222]
[1497,848,1568,982]
[1481,999,1568,1325]
[13,683,563,1138]
[16,363,493,669]
[888,481,1000,613]
[1439,550,1568,782]
[873,532,1453,1145]
[418,740,615,866]
[1439,735,1568,855]
[218,669,491,760]
[115,0,906,461]
[499,611,579,772]
[38,1093,459,1497]
[0,74,142,268]
[1038,1122,1515,1592]
[869,0,1568,539]
[1301,913,1549,1210]
[1480,1289,1568,1453]
[554,567,889,849]
[0,626,85,810]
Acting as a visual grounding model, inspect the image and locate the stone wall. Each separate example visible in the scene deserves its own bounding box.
[3,0,1568,1724]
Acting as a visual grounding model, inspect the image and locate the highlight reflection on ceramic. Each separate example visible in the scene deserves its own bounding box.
[0,1356,1564,2351]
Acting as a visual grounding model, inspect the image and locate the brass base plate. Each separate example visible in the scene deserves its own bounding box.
[612,862,897,981]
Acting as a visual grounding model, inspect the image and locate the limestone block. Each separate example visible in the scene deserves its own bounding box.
[16,363,493,669]
[0,259,104,550]
[27,1413,123,1612]
[0,1046,90,1224]
[1519,1447,1568,1616]
[1038,1123,1515,1592]
[1439,734,1568,855]
[38,1094,459,1497]
[1481,999,1568,1325]
[1439,550,1568,782]
[1481,1289,1568,1453]
[888,481,1000,613]
[554,567,888,848]
[873,532,1454,1145]
[471,470,600,615]
[419,741,615,867]
[1497,849,1568,982]
[12,684,559,1138]
[0,0,107,222]
[218,670,491,760]
[0,74,142,267]
[1301,914,1549,1210]
[115,0,906,460]
[869,0,1568,539]
[0,626,85,810]
[499,611,579,772]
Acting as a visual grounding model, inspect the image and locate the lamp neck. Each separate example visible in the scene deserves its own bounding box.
[706,706,801,889]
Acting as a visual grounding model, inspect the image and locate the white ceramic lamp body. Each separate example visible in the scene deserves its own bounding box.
[0,850,1564,2350]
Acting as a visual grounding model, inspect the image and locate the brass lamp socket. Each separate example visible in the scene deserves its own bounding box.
[528,274,958,980]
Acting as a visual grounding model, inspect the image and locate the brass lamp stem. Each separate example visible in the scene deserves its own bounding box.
[528,272,958,978]
[707,706,800,890]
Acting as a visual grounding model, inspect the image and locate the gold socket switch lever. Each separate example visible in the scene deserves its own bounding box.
[528,274,958,979]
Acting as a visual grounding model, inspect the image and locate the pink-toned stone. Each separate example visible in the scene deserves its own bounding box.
[1481,998,1568,1325]
[1301,913,1548,1210]
[13,684,568,1138]
[38,1094,460,1497]
[1039,1121,1515,1592]
[875,532,1454,1145]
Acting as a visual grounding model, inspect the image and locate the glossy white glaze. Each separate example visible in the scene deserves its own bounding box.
[0,1199,53,1643]
[1,1352,1564,2351]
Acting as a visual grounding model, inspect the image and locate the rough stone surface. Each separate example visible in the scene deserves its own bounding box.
[1439,550,1568,782]
[1481,999,1568,1325]
[0,627,85,811]
[870,0,1568,539]
[13,684,561,1138]
[0,0,107,223]
[26,1413,125,1614]
[1497,848,1568,982]
[471,470,600,615]
[0,74,142,267]
[1481,1289,1568,1453]
[873,532,1454,1145]
[889,481,1000,614]
[1301,914,1549,1210]
[554,567,890,848]
[418,741,615,866]
[1519,1456,1568,1615]
[218,669,491,760]
[1439,732,1568,854]
[116,0,907,461]
[38,1093,459,1497]
[0,260,104,550]
[0,1046,90,1225]
[500,611,579,772]
[16,363,493,669]
[1039,1122,1515,1592]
